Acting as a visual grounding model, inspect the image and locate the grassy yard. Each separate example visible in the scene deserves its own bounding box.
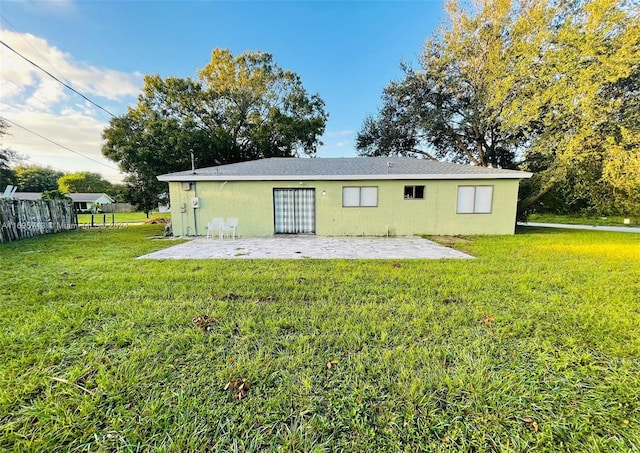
[1,227,638,451]
[528,213,639,227]
[76,211,171,224]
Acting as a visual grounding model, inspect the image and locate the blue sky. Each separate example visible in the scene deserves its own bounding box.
[1,0,445,182]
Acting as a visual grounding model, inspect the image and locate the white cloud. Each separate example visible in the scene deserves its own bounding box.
[0,29,142,182]
[27,77,65,111]
[0,76,27,99]
[5,111,124,182]
[0,30,142,106]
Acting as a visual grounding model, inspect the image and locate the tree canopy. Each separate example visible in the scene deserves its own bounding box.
[103,49,328,212]
[58,172,113,194]
[490,0,640,214]
[357,0,640,215]
[13,165,65,192]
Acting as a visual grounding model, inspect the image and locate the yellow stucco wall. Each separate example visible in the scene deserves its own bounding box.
[168,178,521,236]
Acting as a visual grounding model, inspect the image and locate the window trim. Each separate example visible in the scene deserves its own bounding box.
[403,185,425,200]
[456,185,494,214]
[342,186,378,207]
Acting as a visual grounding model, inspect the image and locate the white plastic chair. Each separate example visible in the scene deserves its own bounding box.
[206,217,224,239]
[222,217,238,239]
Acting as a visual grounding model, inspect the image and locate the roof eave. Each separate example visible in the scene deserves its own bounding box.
[158,172,533,182]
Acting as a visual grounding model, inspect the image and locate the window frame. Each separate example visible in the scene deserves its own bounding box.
[404,185,425,200]
[456,185,494,214]
[342,186,378,208]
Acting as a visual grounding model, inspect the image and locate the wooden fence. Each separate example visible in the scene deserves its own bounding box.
[0,199,76,243]
[102,202,135,213]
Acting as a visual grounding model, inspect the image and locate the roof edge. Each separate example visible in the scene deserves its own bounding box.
[158,172,533,182]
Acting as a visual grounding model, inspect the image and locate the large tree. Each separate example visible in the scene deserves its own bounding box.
[14,165,65,192]
[103,49,327,211]
[358,0,640,215]
[493,0,640,214]
[58,172,113,194]
[357,0,522,168]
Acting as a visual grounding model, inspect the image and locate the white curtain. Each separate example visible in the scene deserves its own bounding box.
[274,189,315,234]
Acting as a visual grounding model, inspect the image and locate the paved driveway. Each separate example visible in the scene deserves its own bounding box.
[138,236,473,260]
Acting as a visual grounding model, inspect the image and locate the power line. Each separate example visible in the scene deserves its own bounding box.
[0,39,116,118]
[1,116,120,172]
[0,15,68,86]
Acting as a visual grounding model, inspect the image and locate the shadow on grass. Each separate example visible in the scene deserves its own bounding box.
[515,225,578,235]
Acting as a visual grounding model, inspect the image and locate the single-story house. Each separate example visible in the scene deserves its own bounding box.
[157,157,532,236]
[12,192,114,212]
[68,193,114,212]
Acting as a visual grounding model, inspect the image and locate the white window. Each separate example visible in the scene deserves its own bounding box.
[342,186,378,207]
[457,185,493,214]
[342,187,360,207]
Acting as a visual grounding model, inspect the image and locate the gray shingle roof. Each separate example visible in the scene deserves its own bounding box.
[67,193,114,203]
[12,192,114,202]
[11,192,42,201]
[157,157,532,181]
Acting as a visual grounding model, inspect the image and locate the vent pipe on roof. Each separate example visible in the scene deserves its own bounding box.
[190,149,195,175]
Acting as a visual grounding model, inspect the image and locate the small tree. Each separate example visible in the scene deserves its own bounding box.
[41,190,72,201]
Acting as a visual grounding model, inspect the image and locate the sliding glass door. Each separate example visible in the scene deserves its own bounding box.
[273,188,315,234]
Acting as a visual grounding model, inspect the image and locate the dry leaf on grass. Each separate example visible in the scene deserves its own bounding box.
[326,360,339,369]
[224,378,251,400]
[521,416,539,432]
[480,315,495,325]
[192,315,216,332]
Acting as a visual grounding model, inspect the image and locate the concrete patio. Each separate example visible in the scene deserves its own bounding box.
[138,236,474,260]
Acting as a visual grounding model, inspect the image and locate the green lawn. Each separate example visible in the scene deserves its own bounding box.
[76,211,171,224]
[1,227,639,451]
[528,213,639,227]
